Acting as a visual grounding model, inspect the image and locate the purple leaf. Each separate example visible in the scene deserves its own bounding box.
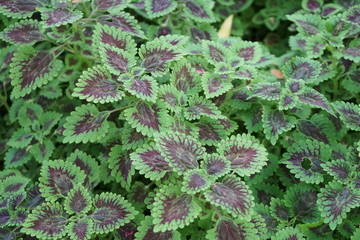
[91,192,137,234]
[114,222,138,240]
[287,14,322,35]
[345,5,360,26]
[94,0,129,11]
[22,202,67,239]
[302,0,322,11]
[202,72,232,99]
[217,134,268,177]
[322,160,351,182]
[0,19,44,45]
[40,8,83,28]
[99,44,136,75]
[185,96,222,120]
[184,0,215,23]
[229,40,262,63]
[204,176,254,218]
[251,82,281,100]
[332,101,360,131]
[130,143,171,181]
[145,0,178,18]
[282,57,321,82]
[170,59,201,94]
[201,154,231,179]
[279,93,297,110]
[202,41,228,64]
[195,118,226,146]
[155,132,205,173]
[108,145,135,189]
[38,160,86,201]
[124,75,158,102]
[182,169,211,194]
[93,23,136,50]
[297,88,332,113]
[0,0,43,18]
[10,46,63,98]
[73,65,123,103]
[135,216,180,240]
[0,209,11,227]
[67,218,94,240]
[4,147,32,169]
[64,185,92,214]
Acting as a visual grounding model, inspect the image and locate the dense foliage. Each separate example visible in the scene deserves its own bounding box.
[0,0,360,239]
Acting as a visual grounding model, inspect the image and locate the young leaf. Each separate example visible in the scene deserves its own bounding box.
[170,59,202,94]
[229,40,262,64]
[121,123,148,150]
[40,8,83,28]
[201,72,233,99]
[135,216,181,240]
[158,84,187,113]
[123,75,158,102]
[184,96,222,121]
[21,202,67,239]
[204,176,254,219]
[201,153,231,180]
[181,169,211,194]
[64,185,92,215]
[73,65,123,103]
[40,111,62,135]
[7,128,33,148]
[99,44,136,75]
[140,40,183,77]
[282,139,331,184]
[92,23,136,50]
[318,181,360,230]
[98,12,146,38]
[124,102,168,137]
[282,57,321,82]
[39,160,86,202]
[184,0,215,23]
[63,104,110,143]
[66,218,94,240]
[202,41,228,65]
[217,134,268,177]
[145,0,177,18]
[91,192,137,234]
[0,19,44,45]
[29,139,55,163]
[262,107,296,145]
[108,145,135,189]
[195,117,227,146]
[152,184,200,232]
[332,101,360,131]
[155,132,205,174]
[130,142,171,181]
[10,46,63,98]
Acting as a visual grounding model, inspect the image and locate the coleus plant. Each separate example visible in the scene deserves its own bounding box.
[0,0,360,239]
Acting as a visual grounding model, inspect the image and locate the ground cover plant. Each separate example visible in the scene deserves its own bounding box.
[0,0,360,239]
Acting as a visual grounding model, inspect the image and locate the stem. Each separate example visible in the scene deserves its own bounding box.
[108,105,133,114]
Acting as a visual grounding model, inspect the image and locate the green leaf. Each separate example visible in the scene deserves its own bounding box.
[201,153,231,180]
[184,96,222,121]
[21,202,67,240]
[123,74,158,102]
[10,46,63,98]
[332,101,360,131]
[184,0,215,23]
[201,72,233,98]
[99,44,136,75]
[229,40,262,64]
[145,0,178,18]
[63,104,110,143]
[39,160,86,202]
[4,148,32,169]
[271,227,305,240]
[40,8,83,28]
[8,128,33,148]
[66,218,94,240]
[108,145,135,189]
[135,216,181,240]
[181,169,212,194]
[29,139,55,163]
[64,185,92,215]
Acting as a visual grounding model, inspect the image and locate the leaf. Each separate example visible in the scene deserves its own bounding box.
[64,185,92,215]
[262,107,296,145]
[145,0,177,18]
[195,118,227,146]
[40,8,83,28]
[217,134,268,177]
[218,14,234,38]
[10,46,63,98]
[157,34,189,47]
[73,65,123,103]
[184,0,215,23]
[155,132,205,174]
[158,84,187,113]
[29,139,55,163]
[182,169,211,194]
[322,160,352,183]
[7,128,33,148]
[130,142,171,181]
[66,149,100,189]
[39,111,62,135]
[204,176,254,219]
[152,184,200,232]
[202,72,233,98]
[140,40,183,77]
[39,160,86,202]
[250,82,281,100]
[318,181,360,230]
[302,0,322,12]
[92,23,136,50]
[0,209,11,227]
[2,175,30,195]
[21,202,67,239]
[184,96,222,121]
[271,227,305,240]
[0,19,44,45]
[201,154,231,180]
[287,13,323,35]
[282,57,321,82]
[93,0,129,12]
[345,5,360,26]
[63,104,110,143]
[202,41,228,65]
[121,123,148,150]
[99,44,136,75]
[98,12,146,38]
[108,145,135,189]
[124,102,168,137]
[233,65,258,80]
[91,192,137,234]
[229,40,262,64]
[170,59,201,94]
[332,101,360,131]
[4,148,32,169]
[66,218,94,240]
[123,75,158,102]
[135,216,181,240]
[278,93,297,110]
[282,139,331,184]
[297,88,332,113]
[283,183,320,223]
[16,102,43,128]
[0,0,42,18]
[269,198,293,222]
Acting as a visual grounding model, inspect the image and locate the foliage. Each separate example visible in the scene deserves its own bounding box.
[0,0,360,239]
